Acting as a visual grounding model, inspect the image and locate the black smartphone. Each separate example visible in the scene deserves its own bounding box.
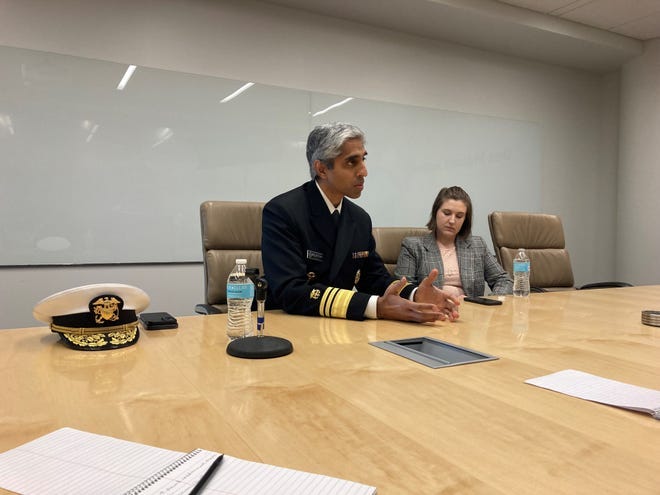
[139,312,178,330]
[463,296,503,306]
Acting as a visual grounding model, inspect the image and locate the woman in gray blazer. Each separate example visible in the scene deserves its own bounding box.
[395,186,512,298]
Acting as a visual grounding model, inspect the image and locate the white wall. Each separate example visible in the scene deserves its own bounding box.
[0,0,624,328]
[618,39,660,284]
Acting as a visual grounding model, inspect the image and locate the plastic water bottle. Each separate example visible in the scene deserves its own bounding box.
[513,248,530,297]
[226,258,255,340]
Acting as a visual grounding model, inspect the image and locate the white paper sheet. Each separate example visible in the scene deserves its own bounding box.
[526,369,660,419]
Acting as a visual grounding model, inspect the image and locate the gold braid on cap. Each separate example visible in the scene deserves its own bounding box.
[50,322,138,335]
[50,322,139,348]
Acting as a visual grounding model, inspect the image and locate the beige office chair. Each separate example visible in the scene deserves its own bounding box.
[488,211,632,292]
[372,227,430,276]
[196,201,265,314]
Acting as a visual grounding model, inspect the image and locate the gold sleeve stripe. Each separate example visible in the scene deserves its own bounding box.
[319,287,353,318]
[320,287,338,317]
[331,289,352,318]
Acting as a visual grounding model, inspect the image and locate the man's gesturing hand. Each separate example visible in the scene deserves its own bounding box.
[414,269,460,321]
[377,277,445,323]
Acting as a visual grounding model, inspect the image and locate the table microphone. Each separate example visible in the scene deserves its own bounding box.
[256,277,267,337]
[226,277,293,359]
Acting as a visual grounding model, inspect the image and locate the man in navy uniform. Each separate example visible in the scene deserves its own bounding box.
[262,122,459,322]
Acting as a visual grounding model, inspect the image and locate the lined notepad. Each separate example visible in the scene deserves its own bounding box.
[0,428,377,495]
[526,369,660,419]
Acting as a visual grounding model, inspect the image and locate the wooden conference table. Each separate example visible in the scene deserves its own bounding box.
[2,286,659,494]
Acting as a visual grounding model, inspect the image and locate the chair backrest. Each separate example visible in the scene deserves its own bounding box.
[372,227,430,276]
[200,201,265,310]
[488,211,574,290]
[200,201,428,308]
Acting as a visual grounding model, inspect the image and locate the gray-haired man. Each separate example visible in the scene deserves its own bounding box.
[261,122,459,322]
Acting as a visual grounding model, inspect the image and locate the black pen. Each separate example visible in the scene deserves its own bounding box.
[188,454,224,495]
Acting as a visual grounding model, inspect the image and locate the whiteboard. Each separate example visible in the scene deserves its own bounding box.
[0,45,540,265]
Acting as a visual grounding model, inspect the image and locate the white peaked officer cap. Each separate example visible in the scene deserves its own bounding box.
[33,283,150,351]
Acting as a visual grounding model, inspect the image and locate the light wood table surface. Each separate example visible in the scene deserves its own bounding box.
[1,286,659,494]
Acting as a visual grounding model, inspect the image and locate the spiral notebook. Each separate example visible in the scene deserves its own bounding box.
[122,448,219,495]
[0,428,377,495]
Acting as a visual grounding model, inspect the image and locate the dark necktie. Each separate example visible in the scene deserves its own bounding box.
[332,209,340,229]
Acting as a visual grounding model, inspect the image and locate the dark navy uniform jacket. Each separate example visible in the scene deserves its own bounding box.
[262,180,414,320]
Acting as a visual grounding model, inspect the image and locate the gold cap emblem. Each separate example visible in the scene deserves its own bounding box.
[90,296,122,324]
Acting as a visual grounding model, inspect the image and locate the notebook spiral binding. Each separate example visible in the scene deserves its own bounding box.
[122,448,203,495]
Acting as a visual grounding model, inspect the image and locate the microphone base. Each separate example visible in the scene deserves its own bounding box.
[226,335,293,359]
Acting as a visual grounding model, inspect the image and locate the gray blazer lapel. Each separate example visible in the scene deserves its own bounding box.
[421,234,444,284]
[456,237,473,295]
[421,234,440,261]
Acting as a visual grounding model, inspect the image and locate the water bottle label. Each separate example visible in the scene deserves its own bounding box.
[227,283,255,299]
[513,261,530,273]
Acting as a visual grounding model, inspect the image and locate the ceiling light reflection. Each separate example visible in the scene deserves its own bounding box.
[117,65,137,90]
[0,114,15,135]
[85,124,100,143]
[153,127,174,148]
[312,97,354,117]
[220,82,255,103]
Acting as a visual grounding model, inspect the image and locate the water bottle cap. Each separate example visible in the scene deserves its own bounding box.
[235,258,247,264]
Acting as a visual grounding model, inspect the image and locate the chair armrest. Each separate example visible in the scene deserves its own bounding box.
[194,304,223,315]
[577,282,634,290]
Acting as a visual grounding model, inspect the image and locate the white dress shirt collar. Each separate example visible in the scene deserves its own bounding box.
[314,180,343,215]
